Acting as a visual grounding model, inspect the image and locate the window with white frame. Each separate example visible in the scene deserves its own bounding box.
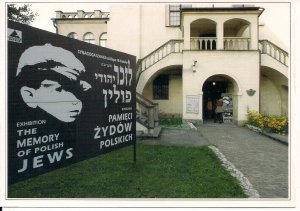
[83,32,95,44]
[99,33,107,47]
[167,4,192,26]
[169,5,181,26]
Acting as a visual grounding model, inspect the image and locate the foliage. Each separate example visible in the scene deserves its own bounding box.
[8,145,246,198]
[247,111,288,134]
[7,4,38,24]
[159,113,183,127]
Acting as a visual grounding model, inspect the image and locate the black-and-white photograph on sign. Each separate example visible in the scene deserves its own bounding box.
[8,21,136,184]
[221,93,233,122]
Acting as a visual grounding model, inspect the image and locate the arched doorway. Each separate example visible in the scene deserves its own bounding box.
[202,74,239,123]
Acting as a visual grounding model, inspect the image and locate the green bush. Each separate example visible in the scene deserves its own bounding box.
[159,113,182,126]
[247,111,288,134]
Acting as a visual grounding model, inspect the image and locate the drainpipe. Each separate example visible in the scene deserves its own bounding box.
[52,19,58,34]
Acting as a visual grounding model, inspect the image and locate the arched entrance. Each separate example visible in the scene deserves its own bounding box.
[202,74,239,123]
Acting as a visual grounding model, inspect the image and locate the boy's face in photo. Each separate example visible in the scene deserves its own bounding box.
[32,79,83,122]
[17,44,91,123]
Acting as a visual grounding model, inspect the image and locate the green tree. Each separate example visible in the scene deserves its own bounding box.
[8,4,38,24]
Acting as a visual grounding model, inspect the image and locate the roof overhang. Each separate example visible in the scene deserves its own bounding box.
[181,7,262,12]
[181,7,264,16]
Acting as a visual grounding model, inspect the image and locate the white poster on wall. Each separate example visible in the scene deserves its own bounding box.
[186,95,199,113]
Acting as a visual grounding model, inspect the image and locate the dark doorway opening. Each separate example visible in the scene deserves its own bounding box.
[203,80,228,121]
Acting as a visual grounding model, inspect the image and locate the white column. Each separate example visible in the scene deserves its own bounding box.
[250,20,258,50]
[217,20,224,50]
[199,93,203,123]
[183,19,191,50]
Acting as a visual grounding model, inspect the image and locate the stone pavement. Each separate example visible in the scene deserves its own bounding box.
[261,131,289,145]
[198,122,289,198]
[138,127,209,147]
[138,123,289,198]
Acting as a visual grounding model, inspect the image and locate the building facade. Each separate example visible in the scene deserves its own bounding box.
[53,4,289,126]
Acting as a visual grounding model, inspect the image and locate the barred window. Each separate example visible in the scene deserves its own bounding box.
[153,75,169,100]
[169,5,181,26]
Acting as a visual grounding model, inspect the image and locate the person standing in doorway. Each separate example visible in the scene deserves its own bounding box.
[207,98,213,120]
[214,98,224,123]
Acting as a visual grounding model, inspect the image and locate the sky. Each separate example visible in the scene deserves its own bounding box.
[22,1,290,51]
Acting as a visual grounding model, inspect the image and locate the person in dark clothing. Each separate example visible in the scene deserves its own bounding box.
[207,98,213,119]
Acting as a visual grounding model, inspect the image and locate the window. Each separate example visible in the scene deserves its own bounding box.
[67,32,78,39]
[99,33,107,47]
[83,32,95,44]
[167,4,192,26]
[169,5,181,26]
[153,75,169,100]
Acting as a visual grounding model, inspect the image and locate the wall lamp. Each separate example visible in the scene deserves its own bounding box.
[246,89,256,96]
[192,60,197,72]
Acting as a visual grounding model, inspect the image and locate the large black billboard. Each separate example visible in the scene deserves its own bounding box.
[7,21,136,184]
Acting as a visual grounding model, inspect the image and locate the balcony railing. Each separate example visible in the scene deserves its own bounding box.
[259,40,288,66]
[190,37,217,50]
[136,40,183,82]
[224,37,250,50]
[140,40,184,72]
[190,37,251,51]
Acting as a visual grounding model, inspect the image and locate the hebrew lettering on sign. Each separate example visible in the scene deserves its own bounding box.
[125,90,131,103]
[113,65,133,86]
[94,65,132,87]
[103,85,132,108]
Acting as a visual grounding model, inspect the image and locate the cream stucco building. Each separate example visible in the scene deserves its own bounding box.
[52,3,289,130]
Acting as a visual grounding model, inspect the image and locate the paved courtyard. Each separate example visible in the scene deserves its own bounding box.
[138,128,209,147]
[198,122,289,198]
[139,123,289,198]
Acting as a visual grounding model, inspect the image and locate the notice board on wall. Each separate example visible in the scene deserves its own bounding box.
[7,21,136,184]
[186,95,199,114]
